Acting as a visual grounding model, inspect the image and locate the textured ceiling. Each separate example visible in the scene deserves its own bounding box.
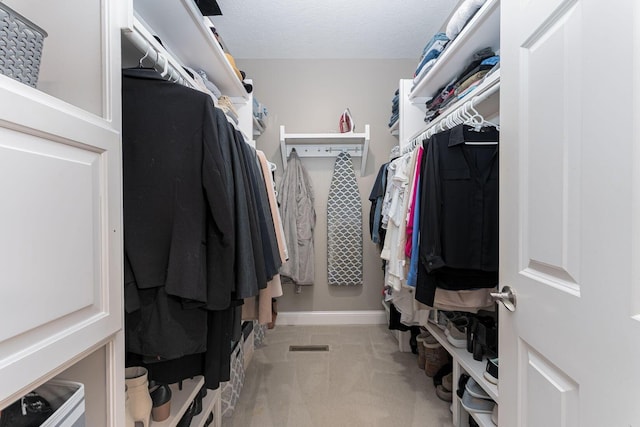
[210,0,458,59]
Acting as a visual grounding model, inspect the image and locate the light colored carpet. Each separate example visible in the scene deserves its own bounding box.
[222,324,454,427]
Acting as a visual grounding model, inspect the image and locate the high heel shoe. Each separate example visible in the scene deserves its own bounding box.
[150,383,172,422]
[125,367,152,427]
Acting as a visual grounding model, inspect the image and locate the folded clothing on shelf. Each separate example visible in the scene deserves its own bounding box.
[413,32,450,81]
[422,50,500,125]
[253,97,268,120]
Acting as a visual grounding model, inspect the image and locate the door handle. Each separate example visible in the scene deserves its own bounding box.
[490,286,517,311]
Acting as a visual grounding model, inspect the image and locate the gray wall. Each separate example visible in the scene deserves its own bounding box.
[237,58,416,312]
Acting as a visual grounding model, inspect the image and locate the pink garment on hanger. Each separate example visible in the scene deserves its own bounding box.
[405,146,424,257]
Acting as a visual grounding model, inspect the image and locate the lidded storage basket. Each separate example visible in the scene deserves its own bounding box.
[0,2,47,87]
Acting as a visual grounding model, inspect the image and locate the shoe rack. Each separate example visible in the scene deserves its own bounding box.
[425,323,497,427]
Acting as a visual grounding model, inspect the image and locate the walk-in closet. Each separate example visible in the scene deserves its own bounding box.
[0,0,639,426]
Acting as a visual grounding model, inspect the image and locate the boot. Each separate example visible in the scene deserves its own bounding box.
[125,367,152,427]
[125,387,136,427]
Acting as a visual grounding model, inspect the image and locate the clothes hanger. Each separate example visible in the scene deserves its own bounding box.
[159,55,170,79]
[138,46,150,68]
[468,101,500,131]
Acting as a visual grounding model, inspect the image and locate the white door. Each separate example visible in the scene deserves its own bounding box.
[500,1,640,426]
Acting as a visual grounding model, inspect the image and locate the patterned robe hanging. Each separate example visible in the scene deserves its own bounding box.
[327,152,363,286]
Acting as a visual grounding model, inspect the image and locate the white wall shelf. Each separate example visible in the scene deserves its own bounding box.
[409,0,500,101]
[280,125,370,175]
[132,0,248,99]
[406,69,501,146]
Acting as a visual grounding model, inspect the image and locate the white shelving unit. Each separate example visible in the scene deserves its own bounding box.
[426,323,497,427]
[131,0,247,100]
[409,0,500,101]
[394,1,502,424]
[280,125,370,175]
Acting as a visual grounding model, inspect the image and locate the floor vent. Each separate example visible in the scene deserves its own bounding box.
[289,345,329,352]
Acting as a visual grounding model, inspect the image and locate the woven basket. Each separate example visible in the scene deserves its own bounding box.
[0,3,47,87]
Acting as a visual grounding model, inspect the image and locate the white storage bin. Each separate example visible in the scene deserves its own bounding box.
[35,380,85,427]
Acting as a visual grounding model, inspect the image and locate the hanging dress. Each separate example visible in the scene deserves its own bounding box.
[327,152,363,286]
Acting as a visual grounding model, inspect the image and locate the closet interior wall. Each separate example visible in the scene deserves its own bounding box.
[239,58,416,313]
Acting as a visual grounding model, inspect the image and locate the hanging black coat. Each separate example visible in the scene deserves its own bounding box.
[122,68,233,358]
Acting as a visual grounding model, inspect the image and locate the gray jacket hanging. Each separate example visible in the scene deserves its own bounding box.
[327,152,363,286]
[278,150,316,285]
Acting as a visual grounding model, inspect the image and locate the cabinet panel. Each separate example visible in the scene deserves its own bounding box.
[0,109,122,409]
[0,128,103,338]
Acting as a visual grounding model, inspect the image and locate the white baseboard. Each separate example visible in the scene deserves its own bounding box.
[277,310,387,326]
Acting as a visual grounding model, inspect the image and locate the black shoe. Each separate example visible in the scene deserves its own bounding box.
[177,399,196,427]
[432,363,453,387]
[204,411,214,427]
[0,392,53,427]
[456,374,471,399]
[150,383,172,422]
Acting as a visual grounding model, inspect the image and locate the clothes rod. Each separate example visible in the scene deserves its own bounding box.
[123,23,193,88]
[403,80,500,155]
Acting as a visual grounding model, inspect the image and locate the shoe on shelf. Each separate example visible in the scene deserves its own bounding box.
[461,389,495,414]
[465,377,490,399]
[125,367,152,427]
[484,358,499,385]
[456,374,471,399]
[149,383,172,422]
[433,310,453,330]
[445,317,468,348]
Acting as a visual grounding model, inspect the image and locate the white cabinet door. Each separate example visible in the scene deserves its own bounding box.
[0,82,123,408]
[500,1,640,426]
